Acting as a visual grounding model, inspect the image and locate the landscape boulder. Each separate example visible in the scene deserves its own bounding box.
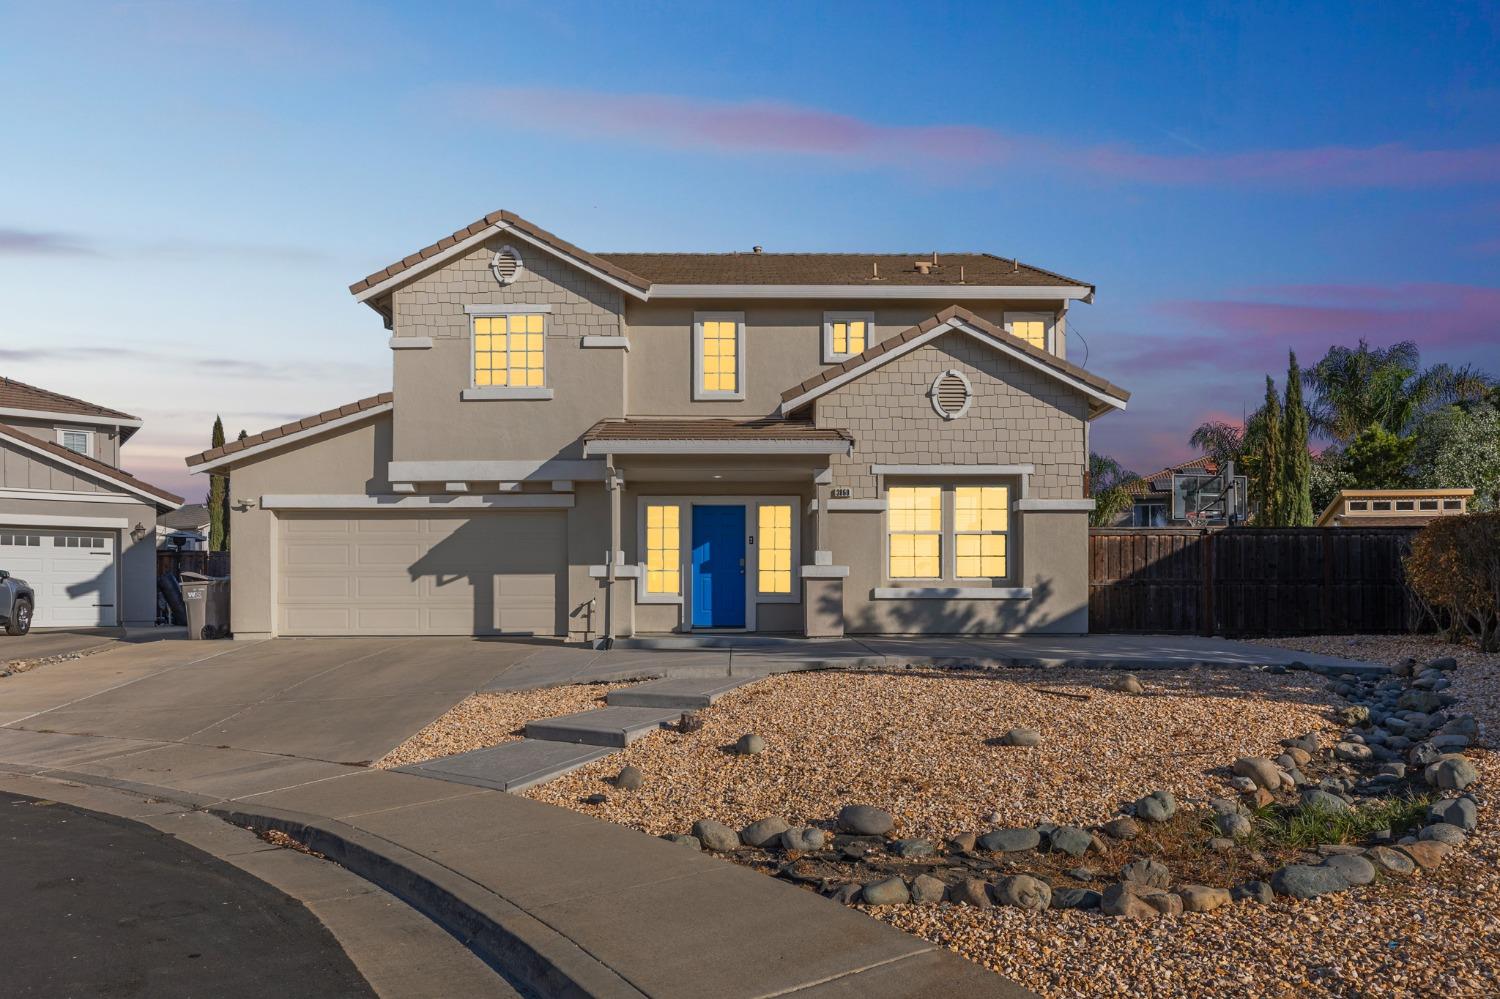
[1100,816,1140,840]
[1047,826,1094,857]
[1424,756,1478,790]
[911,874,947,903]
[1418,822,1467,846]
[1396,840,1452,870]
[994,875,1052,911]
[739,816,790,848]
[1102,881,1181,918]
[860,877,910,906]
[950,878,993,908]
[1363,846,1415,875]
[1320,854,1376,886]
[1134,790,1178,822]
[1270,864,1350,899]
[1051,888,1102,910]
[837,804,894,836]
[614,765,644,790]
[735,733,766,756]
[692,819,741,852]
[780,826,828,853]
[1120,858,1171,888]
[979,828,1041,853]
[996,727,1042,747]
[1232,756,1282,791]
[1108,673,1144,694]
[1177,884,1232,912]
[1428,797,1478,832]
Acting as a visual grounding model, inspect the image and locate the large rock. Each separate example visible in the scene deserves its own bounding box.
[1396,840,1453,870]
[979,828,1041,853]
[996,727,1042,747]
[1233,756,1282,790]
[1419,822,1467,846]
[1334,741,1373,763]
[1108,673,1144,694]
[1051,888,1101,910]
[1177,884,1232,912]
[1398,690,1445,714]
[828,883,862,905]
[735,733,766,756]
[1216,812,1253,839]
[1100,816,1140,840]
[1424,756,1479,790]
[780,826,828,853]
[837,804,894,836]
[860,877,910,906]
[1120,858,1171,888]
[993,875,1052,911]
[948,831,978,853]
[910,874,946,903]
[1300,788,1351,813]
[1429,797,1478,832]
[692,819,741,852]
[1320,854,1376,886]
[1134,790,1178,822]
[1048,826,1093,857]
[1231,880,1274,905]
[662,834,701,850]
[1102,881,1181,918]
[614,765,644,790]
[1271,864,1350,899]
[890,838,935,858]
[949,878,993,908]
[1363,846,1415,876]
[739,816,790,848]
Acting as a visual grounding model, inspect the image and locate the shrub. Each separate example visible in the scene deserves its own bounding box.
[1405,512,1500,651]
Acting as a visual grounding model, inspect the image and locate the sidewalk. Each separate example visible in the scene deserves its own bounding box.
[0,726,1029,998]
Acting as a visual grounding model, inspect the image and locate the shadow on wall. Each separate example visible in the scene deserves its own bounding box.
[830,576,1063,636]
[406,516,565,637]
[63,563,117,627]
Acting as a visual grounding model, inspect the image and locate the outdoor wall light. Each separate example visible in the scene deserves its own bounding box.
[129,522,147,541]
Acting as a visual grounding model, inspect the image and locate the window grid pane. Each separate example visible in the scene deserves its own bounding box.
[1011,320,1047,350]
[645,504,681,595]
[474,314,546,387]
[888,486,942,579]
[700,320,739,393]
[758,503,793,594]
[955,485,1009,578]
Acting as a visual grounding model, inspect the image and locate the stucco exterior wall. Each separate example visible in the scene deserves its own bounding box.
[813,333,1089,500]
[2,436,111,493]
[2,416,124,468]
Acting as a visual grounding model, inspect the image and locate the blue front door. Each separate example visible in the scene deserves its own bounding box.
[691,505,746,628]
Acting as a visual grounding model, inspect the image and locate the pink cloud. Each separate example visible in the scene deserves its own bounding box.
[445,87,1500,189]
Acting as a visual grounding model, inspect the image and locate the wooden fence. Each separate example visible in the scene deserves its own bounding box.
[157,550,231,580]
[1089,527,1420,636]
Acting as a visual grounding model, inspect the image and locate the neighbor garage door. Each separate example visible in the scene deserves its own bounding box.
[276,513,564,637]
[0,529,118,628]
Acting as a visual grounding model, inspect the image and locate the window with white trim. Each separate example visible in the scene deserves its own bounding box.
[473,313,545,388]
[757,503,793,594]
[954,486,1008,578]
[694,312,744,400]
[823,312,873,362]
[58,429,92,456]
[1004,312,1053,352]
[888,486,942,579]
[644,503,681,595]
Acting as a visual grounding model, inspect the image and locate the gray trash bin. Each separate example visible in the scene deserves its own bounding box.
[181,572,230,640]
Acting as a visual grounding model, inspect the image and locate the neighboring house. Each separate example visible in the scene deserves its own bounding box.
[0,378,182,628]
[1316,488,1472,528]
[1115,456,1248,527]
[157,502,210,551]
[185,210,1128,640]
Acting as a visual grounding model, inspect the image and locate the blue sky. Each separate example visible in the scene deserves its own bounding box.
[3,1,1498,500]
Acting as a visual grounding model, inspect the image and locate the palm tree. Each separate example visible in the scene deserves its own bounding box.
[1302,339,1492,443]
[1087,452,1139,527]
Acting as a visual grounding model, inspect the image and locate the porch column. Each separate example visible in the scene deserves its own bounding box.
[803,467,846,637]
[813,468,832,565]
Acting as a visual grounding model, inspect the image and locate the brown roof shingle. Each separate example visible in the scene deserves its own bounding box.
[185,393,393,467]
[0,423,181,507]
[0,377,139,423]
[778,305,1130,408]
[348,209,1093,299]
[583,418,851,443]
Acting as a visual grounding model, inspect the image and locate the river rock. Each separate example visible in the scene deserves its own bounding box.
[1134,790,1178,822]
[1419,822,1467,846]
[1231,880,1274,905]
[950,878,993,908]
[1102,881,1180,918]
[1271,864,1350,899]
[979,827,1041,853]
[1233,756,1282,790]
[1397,840,1452,870]
[997,727,1042,747]
[735,733,766,755]
[1321,854,1376,885]
[948,831,978,853]
[740,816,790,848]
[1217,812,1253,839]
[1425,756,1478,790]
[1048,826,1093,857]
[1334,741,1373,763]
[662,834,701,849]
[1101,816,1140,840]
[910,874,946,903]
[860,876,910,906]
[1120,858,1171,888]
[1300,788,1351,813]
[1177,884,1232,912]
[837,804,894,836]
[1108,673,1144,694]
[994,875,1052,911]
[780,826,828,852]
[692,819,741,852]
[890,837,935,858]
[1363,846,1415,876]
[1429,797,1478,832]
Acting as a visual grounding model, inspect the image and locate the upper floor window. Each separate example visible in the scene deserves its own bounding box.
[58,429,92,457]
[474,313,545,388]
[694,312,745,401]
[1004,312,1053,352]
[823,312,873,363]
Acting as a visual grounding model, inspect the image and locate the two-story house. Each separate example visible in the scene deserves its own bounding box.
[0,378,182,629]
[186,210,1129,641]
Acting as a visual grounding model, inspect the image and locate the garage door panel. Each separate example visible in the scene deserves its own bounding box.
[276,513,563,637]
[0,531,117,628]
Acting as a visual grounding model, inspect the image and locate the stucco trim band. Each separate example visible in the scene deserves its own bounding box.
[872,586,1033,600]
[583,440,852,456]
[460,387,556,401]
[0,513,130,529]
[581,336,631,350]
[387,459,607,482]
[800,565,851,578]
[0,488,139,505]
[871,464,1036,477]
[1015,498,1096,512]
[388,337,434,350]
[260,494,576,510]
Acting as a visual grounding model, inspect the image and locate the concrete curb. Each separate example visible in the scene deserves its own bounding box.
[208,802,648,999]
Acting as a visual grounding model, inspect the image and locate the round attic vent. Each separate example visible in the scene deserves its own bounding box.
[930,369,973,420]
[490,245,523,285]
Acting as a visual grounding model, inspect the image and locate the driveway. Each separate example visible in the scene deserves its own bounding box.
[2,628,122,666]
[1,638,547,764]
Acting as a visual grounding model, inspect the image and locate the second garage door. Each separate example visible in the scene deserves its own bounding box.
[276,512,564,637]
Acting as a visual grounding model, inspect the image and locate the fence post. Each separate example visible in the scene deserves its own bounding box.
[1200,529,1215,636]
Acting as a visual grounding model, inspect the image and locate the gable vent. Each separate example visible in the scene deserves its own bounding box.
[490,245,524,285]
[930,369,973,420]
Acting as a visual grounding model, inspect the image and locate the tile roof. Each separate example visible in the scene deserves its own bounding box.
[0,423,182,507]
[0,376,139,423]
[185,393,393,467]
[583,418,851,442]
[348,209,1092,298]
[1123,456,1218,497]
[594,252,1090,289]
[779,305,1130,407]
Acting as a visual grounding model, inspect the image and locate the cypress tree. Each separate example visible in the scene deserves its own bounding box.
[1282,352,1314,525]
[1257,375,1283,525]
[208,417,226,552]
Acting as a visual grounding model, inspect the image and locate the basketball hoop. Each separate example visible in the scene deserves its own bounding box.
[1184,513,1208,529]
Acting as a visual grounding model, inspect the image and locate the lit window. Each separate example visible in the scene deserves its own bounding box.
[758,504,793,594]
[699,318,739,394]
[832,319,864,355]
[474,314,545,388]
[1005,313,1051,351]
[60,430,90,455]
[888,487,941,578]
[824,312,873,362]
[955,486,1008,578]
[645,504,680,595]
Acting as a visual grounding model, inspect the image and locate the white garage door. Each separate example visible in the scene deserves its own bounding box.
[0,529,118,628]
[276,513,565,637]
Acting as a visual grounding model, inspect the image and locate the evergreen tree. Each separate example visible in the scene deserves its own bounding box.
[1281,352,1314,525]
[1256,375,1283,525]
[208,417,226,552]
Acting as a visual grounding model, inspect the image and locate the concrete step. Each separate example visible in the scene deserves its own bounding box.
[606,675,754,710]
[525,706,682,748]
[394,739,614,793]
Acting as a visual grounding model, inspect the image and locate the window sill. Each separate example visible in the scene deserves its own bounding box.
[691,391,747,402]
[800,565,850,578]
[873,586,1032,600]
[581,336,630,350]
[461,387,554,401]
[588,564,642,579]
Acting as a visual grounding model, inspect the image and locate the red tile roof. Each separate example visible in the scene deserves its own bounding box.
[0,423,181,507]
[185,393,392,467]
[0,377,139,423]
[778,305,1129,407]
[1123,456,1218,497]
[583,418,851,443]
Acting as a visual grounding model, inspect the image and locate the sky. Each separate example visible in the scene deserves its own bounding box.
[2,1,1498,502]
